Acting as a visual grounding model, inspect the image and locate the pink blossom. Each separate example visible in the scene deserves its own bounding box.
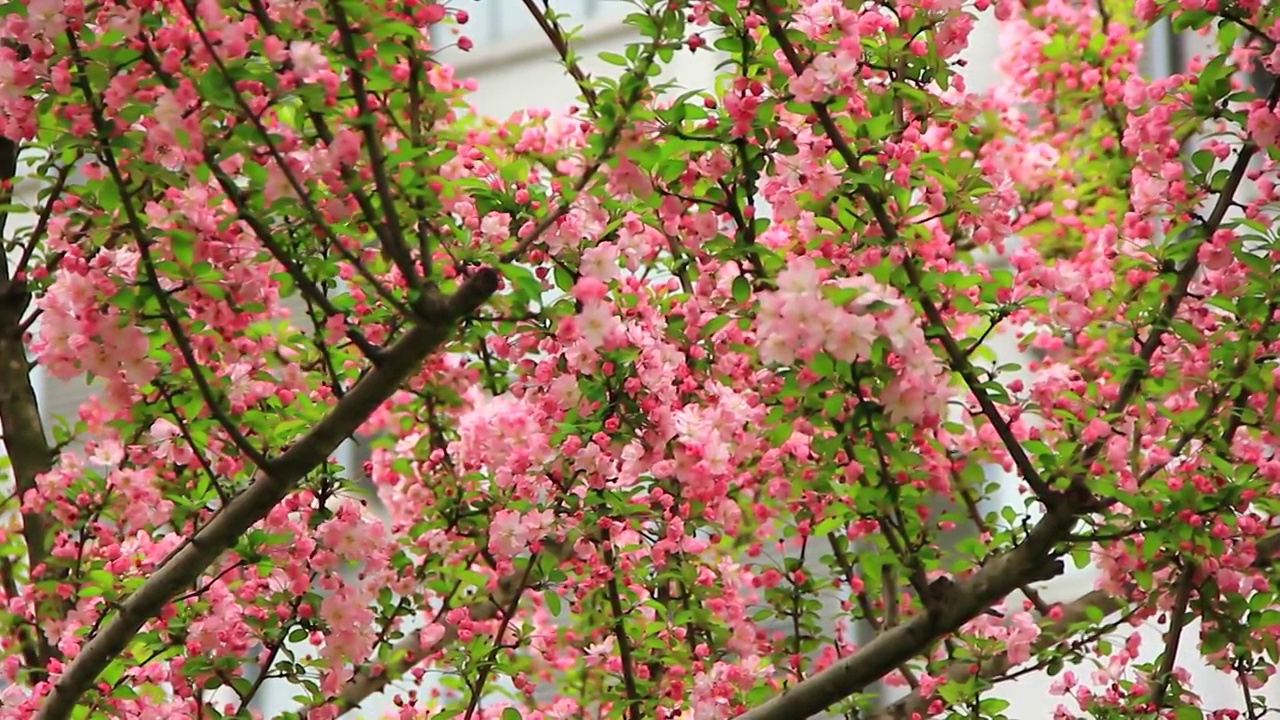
[577,300,618,349]
[289,41,329,81]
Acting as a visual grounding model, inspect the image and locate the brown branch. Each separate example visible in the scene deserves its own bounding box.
[0,136,17,260]
[156,385,231,505]
[954,477,1050,616]
[826,535,920,690]
[14,159,79,279]
[1252,532,1280,568]
[604,545,643,720]
[1237,665,1262,720]
[0,285,51,553]
[735,501,1072,720]
[867,527,1280,720]
[0,555,44,676]
[869,589,1121,720]
[0,276,57,673]
[0,134,71,679]
[462,558,537,720]
[36,266,496,720]
[1151,564,1196,709]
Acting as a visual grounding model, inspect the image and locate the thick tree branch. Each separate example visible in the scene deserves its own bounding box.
[735,504,1072,720]
[0,285,52,566]
[870,534,1280,719]
[0,555,44,678]
[36,268,497,720]
[0,136,17,256]
[0,135,65,588]
[869,589,1122,720]
[0,277,57,675]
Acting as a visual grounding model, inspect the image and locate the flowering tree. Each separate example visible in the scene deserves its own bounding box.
[2,0,1280,717]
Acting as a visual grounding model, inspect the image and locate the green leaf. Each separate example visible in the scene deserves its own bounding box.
[597,51,628,67]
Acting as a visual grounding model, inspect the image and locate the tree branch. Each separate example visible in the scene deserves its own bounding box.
[871,533,1280,720]
[1151,564,1196,709]
[604,544,643,720]
[868,589,1122,720]
[734,503,1072,720]
[35,269,497,720]
[0,275,57,672]
[520,0,599,112]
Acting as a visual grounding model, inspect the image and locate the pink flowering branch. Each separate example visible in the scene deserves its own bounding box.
[868,589,1123,720]
[498,11,668,265]
[37,266,498,720]
[68,36,276,472]
[154,18,415,327]
[314,538,580,717]
[756,3,1058,506]
[325,0,419,287]
[734,7,1278,719]
[200,0,437,316]
[870,531,1280,719]
[35,40,503,713]
[7,1,1278,717]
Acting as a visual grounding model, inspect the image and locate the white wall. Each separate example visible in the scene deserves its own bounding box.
[435,17,721,117]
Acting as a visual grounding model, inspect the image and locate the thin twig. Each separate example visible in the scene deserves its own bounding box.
[603,545,643,720]
[1151,564,1196,709]
[326,0,418,285]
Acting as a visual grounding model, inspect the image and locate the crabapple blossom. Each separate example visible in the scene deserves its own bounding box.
[1,0,1279,720]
